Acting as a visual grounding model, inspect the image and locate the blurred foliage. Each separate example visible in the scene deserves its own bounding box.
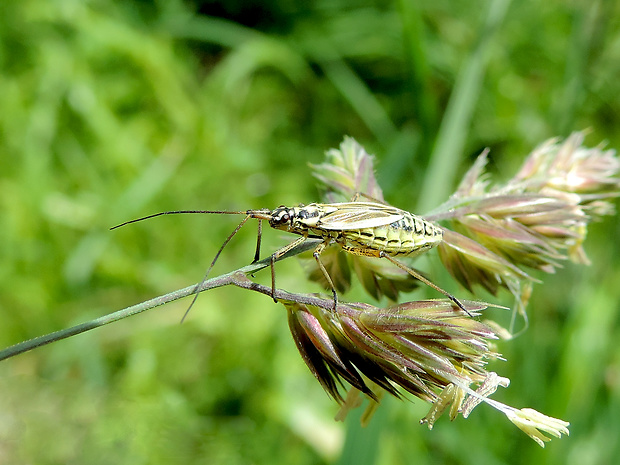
[1,0,619,464]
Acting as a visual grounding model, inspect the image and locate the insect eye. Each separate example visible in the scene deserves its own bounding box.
[270,208,291,226]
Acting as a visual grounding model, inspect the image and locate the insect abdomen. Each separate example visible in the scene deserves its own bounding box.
[339,213,442,257]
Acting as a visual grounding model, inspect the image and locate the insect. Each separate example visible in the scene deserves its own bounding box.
[112,200,469,315]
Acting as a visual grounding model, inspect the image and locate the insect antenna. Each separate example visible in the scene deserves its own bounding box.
[110,210,250,230]
[181,215,252,323]
[111,208,274,322]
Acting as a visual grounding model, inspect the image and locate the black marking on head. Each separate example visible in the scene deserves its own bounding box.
[269,206,293,227]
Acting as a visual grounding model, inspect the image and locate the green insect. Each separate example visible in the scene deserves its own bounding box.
[112,200,467,314]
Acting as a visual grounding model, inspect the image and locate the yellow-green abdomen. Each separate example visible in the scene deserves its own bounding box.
[339,213,443,257]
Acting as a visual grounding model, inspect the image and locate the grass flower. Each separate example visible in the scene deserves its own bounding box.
[284,298,496,407]
[424,132,620,323]
[283,295,569,446]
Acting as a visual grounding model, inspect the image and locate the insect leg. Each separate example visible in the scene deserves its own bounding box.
[379,252,473,317]
[312,241,338,311]
[269,236,308,303]
[251,219,263,264]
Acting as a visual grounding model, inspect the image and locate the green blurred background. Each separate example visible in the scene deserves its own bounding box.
[1,0,619,463]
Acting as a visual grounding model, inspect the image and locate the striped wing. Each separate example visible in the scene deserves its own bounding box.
[317,202,405,230]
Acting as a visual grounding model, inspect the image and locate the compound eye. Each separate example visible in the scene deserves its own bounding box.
[270,208,291,226]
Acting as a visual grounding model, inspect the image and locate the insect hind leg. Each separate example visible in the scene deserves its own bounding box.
[379,252,473,317]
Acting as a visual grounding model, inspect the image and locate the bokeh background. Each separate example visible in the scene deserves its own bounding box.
[1,1,620,464]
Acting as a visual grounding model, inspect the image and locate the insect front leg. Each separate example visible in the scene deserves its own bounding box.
[269,236,307,303]
[312,241,338,311]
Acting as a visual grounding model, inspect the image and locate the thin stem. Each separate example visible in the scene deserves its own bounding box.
[0,239,321,362]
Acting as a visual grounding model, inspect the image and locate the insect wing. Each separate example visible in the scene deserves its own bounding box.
[317,203,404,230]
